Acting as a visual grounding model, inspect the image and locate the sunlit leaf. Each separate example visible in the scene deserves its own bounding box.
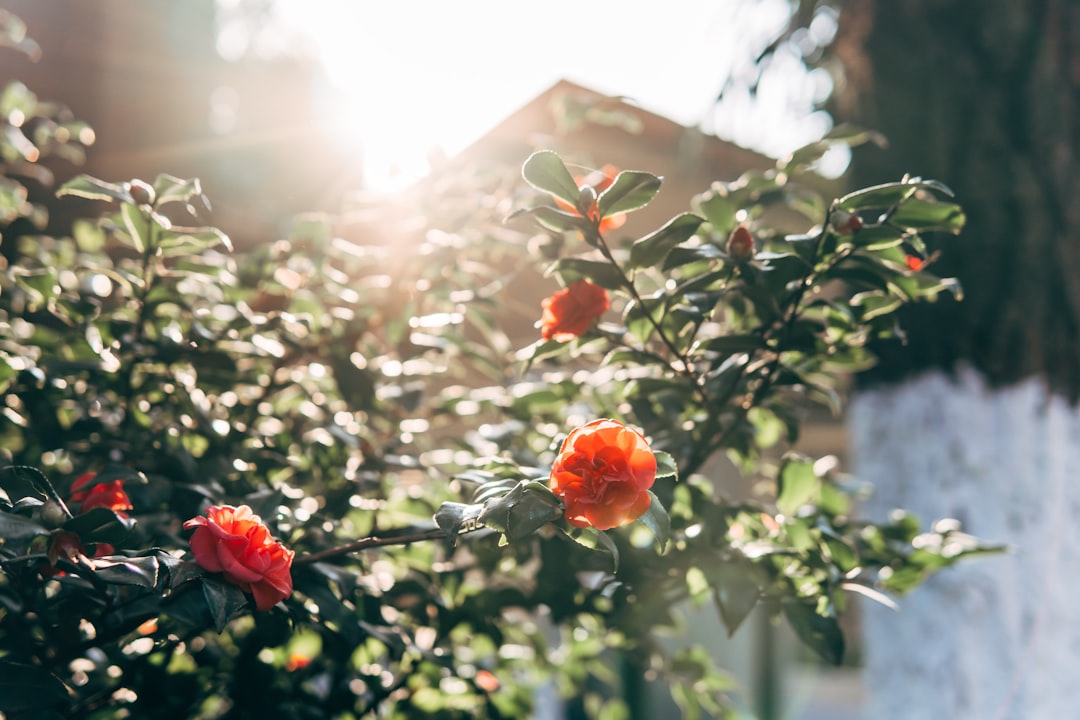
[521,150,581,206]
[628,213,703,270]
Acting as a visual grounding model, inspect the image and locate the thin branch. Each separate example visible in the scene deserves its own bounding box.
[293,527,447,565]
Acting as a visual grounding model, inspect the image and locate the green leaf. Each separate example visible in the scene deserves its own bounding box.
[522,150,581,207]
[708,563,762,636]
[203,577,251,631]
[480,480,564,542]
[628,213,703,270]
[434,502,487,541]
[506,205,590,234]
[159,227,234,255]
[636,490,670,553]
[890,198,966,233]
[783,601,845,665]
[558,523,619,571]
[62,507,134,545]
[596,170,662,217]
[546,257,624,290]
[91,555,163,589]
[0,510,49,539]
[0,660,70,713]
[654,451,678,482]
[57,174,134,204]
[694,334,766,355]
[776,456,820,516]
[153,174,203,206]
[120,202,151,253]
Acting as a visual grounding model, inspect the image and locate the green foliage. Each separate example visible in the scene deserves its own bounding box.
[0,23,998,719]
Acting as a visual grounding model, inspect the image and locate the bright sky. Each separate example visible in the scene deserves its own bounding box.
[223,0,838,189]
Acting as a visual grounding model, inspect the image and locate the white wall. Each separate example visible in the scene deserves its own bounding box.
[849,366,1080,719]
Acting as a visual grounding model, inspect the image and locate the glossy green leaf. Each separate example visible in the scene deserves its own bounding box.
[0,660,69,713]
[0,510,49,539]
[636,490,671,553]
[890,198,966,233]
[559,523,619,571]
[203,577,251,631]
[62,507,134,545]
[597,170,662,217]
[521,150,581,207]
[654,451,678,482]
[628,213,703,269]
[694,334,766,355]
[783,601,845,665]
[709,563,762,636]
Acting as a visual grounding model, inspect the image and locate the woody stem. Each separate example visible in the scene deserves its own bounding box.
[293,527,447,565]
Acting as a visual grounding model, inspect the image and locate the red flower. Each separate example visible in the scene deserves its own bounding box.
[549,419,657,530]
[540,280,610,342]
[555,164,627,233]
[183,504,294,611]
[905,255,925,271]
[726,225,755,260]
[69,472,133,517]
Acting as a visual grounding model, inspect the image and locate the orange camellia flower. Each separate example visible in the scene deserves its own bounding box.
[69,472,133,517]
[540,279,611,342]
[183,504,295,611]
[555,164,627,233]
[549,419,657,531]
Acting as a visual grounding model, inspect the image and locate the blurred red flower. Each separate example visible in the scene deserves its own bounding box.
[549,419,656,530]
[555,164,627,233]
[184,504,294,611]
[540,279,610,342]
[70,473,133,517]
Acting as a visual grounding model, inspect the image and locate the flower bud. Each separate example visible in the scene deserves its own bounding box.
[128,179,155,206]
[39,500,68,529]
[831,209,863,234]
[726,225,755,260]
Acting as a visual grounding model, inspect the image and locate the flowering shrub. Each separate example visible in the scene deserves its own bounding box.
[0,19,997,719]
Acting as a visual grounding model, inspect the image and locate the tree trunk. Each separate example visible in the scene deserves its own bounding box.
[831,1,1080,717]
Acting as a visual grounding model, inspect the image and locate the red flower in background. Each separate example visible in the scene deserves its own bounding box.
[905,255,925,271]
[555,164,627,233]
[549,419,657,531]
[540,279,610,342]
[69,472,133,517]
[184,504,294,611]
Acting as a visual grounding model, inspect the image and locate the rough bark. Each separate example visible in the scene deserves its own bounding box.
[835,0,1080,399]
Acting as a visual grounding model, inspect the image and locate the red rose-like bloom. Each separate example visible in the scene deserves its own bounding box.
[540,279,610,342]
[549,419,657,530]
[69,472,133,517]
[183,504,294,611]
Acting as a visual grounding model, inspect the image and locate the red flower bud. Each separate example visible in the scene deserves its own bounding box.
[726,225,755,260]
[831,209,863,234]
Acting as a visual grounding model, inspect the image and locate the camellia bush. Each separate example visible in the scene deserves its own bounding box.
[0,14,995,720]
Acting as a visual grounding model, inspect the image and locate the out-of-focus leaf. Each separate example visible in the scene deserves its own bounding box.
[628,213,703,270]
[636,491,670,553]
[57,174,133,204]
[0,660,69,713]
[0,511,49,539]
[546,257,624,290]
[777,456,820,516]
[521,150,581,207]
[783,600,845,665]
[597,170,662,217]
